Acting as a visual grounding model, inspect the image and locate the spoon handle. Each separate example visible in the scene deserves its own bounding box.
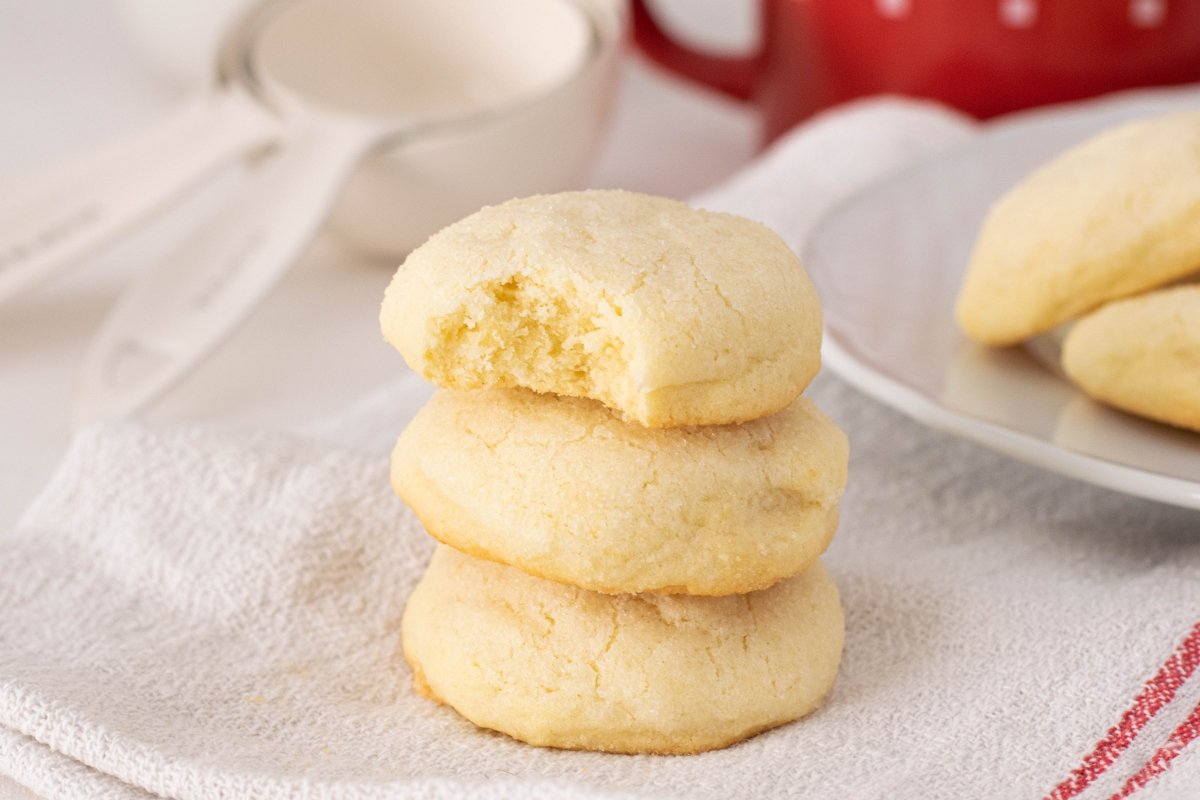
[0,89,277,304]
[76,121,372,424]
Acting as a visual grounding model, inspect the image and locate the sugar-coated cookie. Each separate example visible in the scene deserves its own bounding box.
[392,388,847,595]
[402,545,844,755]
[1062,284,1200,432]
[957,112,1200,346]
[379,190,822,427]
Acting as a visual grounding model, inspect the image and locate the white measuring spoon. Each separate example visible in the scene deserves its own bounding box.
[75,0,594,423]
[0,6,284,304]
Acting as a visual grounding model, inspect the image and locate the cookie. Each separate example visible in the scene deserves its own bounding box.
[957,111,1200,346]
[379,190,822,427]
[402,545,844,755]
[1062,284,1200,432]
[391,388,848,595]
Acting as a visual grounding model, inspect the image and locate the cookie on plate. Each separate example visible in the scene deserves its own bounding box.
[1062,284,1200,432]
[392,388,848,595]
[402,545,845,755]
[379,190,822,427]
[957,111,1200,346]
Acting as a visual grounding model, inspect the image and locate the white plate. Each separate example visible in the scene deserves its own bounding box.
[803,89,1200,510]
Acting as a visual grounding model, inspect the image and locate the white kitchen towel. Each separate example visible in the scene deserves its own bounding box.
[4,97,1200,800]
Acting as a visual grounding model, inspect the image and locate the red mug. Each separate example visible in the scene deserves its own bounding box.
[633,0,1200,142]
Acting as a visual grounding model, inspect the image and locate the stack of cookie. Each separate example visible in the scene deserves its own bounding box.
[380,190,849,754]
[957,111,1200,432]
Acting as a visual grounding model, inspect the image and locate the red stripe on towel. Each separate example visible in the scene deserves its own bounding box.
[1109,698,1200,799]
[1044,622,1200,800]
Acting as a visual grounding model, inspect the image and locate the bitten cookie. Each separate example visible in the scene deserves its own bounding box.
[392,388,848,595]
[957,111,1200,346]
[402,545,845,755]
[1062,284,1200,432]
[379,190,822,427]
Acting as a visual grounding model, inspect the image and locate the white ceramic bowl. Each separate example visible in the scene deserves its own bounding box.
[121,0,628,258]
